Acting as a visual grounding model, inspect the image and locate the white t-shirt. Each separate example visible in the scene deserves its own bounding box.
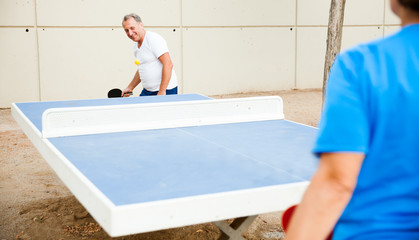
[134,31,178,91]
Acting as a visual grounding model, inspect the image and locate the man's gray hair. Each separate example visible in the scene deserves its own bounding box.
[123,13,142,24]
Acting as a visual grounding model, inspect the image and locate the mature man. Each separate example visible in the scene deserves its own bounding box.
[286,0,419,239]
[122,13,178,96]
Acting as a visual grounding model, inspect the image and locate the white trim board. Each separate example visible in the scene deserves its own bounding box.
[41,96,284,138]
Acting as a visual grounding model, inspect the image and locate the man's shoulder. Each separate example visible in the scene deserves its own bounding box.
[146,31,165,41]
[144,31,168,52]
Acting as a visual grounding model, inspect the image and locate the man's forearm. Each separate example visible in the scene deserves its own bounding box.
[159,65,172,93]
[127,70,141,90]
[285,173,353,239]
[285,153,364,240]
[157,52,173,95]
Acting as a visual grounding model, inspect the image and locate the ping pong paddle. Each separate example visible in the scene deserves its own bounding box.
[108,88,132,98]
[281,205,333,240]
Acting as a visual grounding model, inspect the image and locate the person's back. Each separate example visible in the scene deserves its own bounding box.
[319,23,419,239]
[285,1,419,239]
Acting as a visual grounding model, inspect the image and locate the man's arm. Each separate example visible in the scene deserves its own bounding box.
[122,70,141,97]
[285,152,364,240]
[157,52,173,95]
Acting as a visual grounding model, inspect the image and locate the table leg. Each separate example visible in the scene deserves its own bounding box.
[214,215,257,240]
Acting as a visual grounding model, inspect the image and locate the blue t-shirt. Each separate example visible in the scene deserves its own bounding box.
[314,24,419,239]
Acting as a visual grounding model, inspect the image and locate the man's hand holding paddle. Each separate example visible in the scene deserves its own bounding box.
[108,88,133,98]
[122,88,134,97]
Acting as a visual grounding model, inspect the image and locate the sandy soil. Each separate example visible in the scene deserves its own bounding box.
[0,89,322,240]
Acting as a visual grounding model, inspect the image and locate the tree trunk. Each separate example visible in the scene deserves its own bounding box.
[323,0,346,101]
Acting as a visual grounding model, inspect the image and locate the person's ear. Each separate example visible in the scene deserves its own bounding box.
[390,0,401,17]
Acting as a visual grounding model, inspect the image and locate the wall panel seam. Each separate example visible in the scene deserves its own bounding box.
[180,0,184,94]
[34,0,41,101]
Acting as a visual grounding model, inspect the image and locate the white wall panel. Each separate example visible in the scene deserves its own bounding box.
[341,26,384,51]
[37,28,136,101]
[1,0,404,105]
[0,28,39,107]
[36,0,180,26]
[384,25,401,36]
[37,27,181,101]
[182,0,295,26]
[297,0,330,26]
[296,27,328,89]
[182,27,295,95]
[0,0,35,26]
[344,0,384,25]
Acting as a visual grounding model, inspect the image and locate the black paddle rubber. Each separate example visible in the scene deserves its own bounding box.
[108,88,132,98]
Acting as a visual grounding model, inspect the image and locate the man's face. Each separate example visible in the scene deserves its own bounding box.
[122,17,143,42]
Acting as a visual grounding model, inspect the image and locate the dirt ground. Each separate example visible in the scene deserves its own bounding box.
[0,89,322,240]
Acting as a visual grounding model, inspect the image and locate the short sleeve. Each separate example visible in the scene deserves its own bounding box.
[149,32,169,58]
[313,51,370,155]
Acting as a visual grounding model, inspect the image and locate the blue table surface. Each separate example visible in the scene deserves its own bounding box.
[15,94,319,206]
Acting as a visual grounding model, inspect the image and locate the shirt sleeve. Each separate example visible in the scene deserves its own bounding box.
[149,32,169,59]
[313,51,370,155]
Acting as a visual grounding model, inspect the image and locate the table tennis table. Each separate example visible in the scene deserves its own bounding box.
[11,94,318,239]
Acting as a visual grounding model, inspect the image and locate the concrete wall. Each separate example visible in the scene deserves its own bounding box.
[0,0,400,107]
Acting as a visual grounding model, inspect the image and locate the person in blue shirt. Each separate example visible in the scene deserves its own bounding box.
[286,0,419,239]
